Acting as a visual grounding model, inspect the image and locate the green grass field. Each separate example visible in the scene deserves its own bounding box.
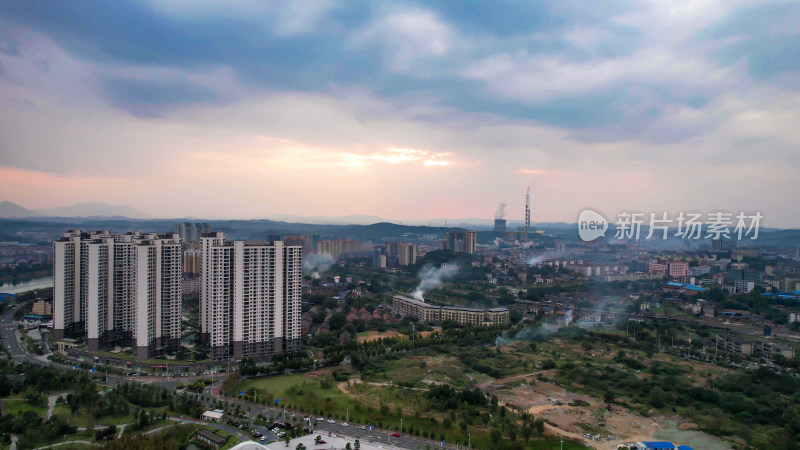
[2,398,47,417]
[235,373,311,395]
[51,404,134,427]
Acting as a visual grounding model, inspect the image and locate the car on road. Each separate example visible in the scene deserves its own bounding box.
[327,419,335,424]
[259,436,267,441]
[341,422,348,427]
[392,432,401,437]
[359,425,366,430]
[317,417,325,421]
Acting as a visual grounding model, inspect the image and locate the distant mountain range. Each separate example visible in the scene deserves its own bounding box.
[0,201,151,219]
[0,201,544,227]
[265,214,385,225]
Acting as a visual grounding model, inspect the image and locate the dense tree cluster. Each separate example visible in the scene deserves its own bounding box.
[425,385,487,410]
[116,382,205,418]
[0,411,75,449]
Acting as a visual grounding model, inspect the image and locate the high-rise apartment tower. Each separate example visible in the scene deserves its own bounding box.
[201,232,302,360]
[53,230,182,361]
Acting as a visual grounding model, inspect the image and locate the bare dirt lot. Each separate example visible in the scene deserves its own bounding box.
[477,371,662,449]
[356,330,404,342]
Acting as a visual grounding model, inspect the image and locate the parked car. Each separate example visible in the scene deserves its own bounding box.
[327,419,335,424]
[259,436,267,441]
[392,432,401,437]
[342,423,348,427]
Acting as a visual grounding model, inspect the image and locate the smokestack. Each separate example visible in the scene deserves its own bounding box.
[525,187,530,235]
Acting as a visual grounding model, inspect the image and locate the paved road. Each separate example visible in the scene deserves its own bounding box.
[200,384,444,450]
[1,306,44,366]
[36,440,102,449]
[2,305,449,449]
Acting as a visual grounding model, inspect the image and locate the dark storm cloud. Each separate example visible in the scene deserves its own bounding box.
[100,77,218,117]
[0,0,798,140]
[704,2,800,79]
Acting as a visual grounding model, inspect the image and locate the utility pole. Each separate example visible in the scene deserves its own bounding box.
[468,432,471,449]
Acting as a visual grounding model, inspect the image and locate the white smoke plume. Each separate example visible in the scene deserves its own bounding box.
[495,201,507,220]
[411,264,460,301]
[564,309,574,326]
[527,252,555,266]
[303,253,335,279]
[495,325,553,346]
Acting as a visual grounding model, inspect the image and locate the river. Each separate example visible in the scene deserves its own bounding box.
[0,276,54,295]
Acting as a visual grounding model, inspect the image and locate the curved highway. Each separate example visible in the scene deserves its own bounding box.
[1,304,451,449]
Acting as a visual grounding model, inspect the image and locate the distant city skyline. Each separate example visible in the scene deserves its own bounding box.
[1,2,799,227]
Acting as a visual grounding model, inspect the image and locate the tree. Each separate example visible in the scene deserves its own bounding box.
[354,439,360,450]
[345,443,352,450]
[490,428,502,443]
[604,390,615,405]
[329,313,347,331]
[315,435,322,445]
[296,444,306,450]
[521,426,533,443]
[649,386,667,408]
[533,418,545,434]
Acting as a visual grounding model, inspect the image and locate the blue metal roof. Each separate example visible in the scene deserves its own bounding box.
[641,443,676,449]
[663,282,706,291]
[677,446,693,450]
[682,284,706,291]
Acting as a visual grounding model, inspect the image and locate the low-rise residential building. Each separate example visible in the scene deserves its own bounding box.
[716,334,754,356]
[716,334,795,360]
[31,300,52,316]
[196,429,227,449]
[668,262,689,278]
[392,294,508,326]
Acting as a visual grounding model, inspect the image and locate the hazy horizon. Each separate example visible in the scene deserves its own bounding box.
[2,2,799,227]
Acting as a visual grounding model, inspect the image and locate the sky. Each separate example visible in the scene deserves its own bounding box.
[0,1,799,227]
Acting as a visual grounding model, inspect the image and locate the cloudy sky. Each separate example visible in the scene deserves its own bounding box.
[0,1,798,226]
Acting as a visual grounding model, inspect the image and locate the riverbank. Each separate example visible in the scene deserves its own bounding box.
[0,276,54,294]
